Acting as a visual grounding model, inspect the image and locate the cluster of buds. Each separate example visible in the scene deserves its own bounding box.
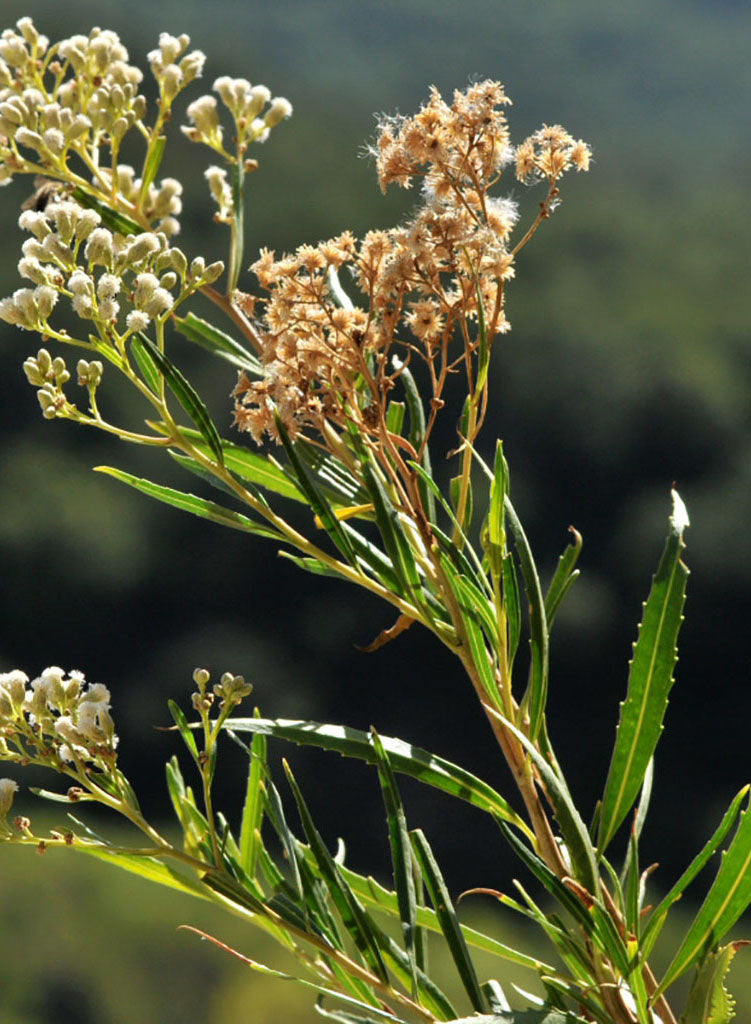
[147,32,205,105]
[76,358,104,390]
[0,20,206,196]
[0,196,223,354]
[0,22,145,177]
[0,666,118,777]
[94,165,184,237]
[22,347,70,418]
[183,75,292,159]
[191,667,252,717]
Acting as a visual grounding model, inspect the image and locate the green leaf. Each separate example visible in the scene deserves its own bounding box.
[474,278,491,393]
[136,332,225,466]
[544,527,582,627]
[505,495,549,740]
[641,787,749,959]
[655,800,751,997]
[276,417,358,566]
[239,712,267,878]
[439,553,498,699]
[77,844,208,900]
[503,553,522,666]
[316,857,550,974]
[487,707,599,895]
[385,400,406,436]
[293,438,365,504]
[495,819,595,936]
[138,134,166,203]
[370,729,418,998]
[94,467,284,540]
[168,699,199,763]
[129,333,162,393]
[166,427,304,503]
[598,490,690,853]
[394,356,435,522]
[620,757,654,920]
[71,186,141,235]
[283,762,389,983]
[173,312,263,376]
[410,828,487,1013]
[227,717,533,838]
[450,474,473,533]
[486,440,508,581]
[679,941,749,1024]
[360,458,423,605]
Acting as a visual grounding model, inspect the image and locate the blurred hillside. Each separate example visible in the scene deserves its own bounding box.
[1,0,750,1020]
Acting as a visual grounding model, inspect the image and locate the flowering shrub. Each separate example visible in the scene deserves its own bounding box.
[1,17,748,1024]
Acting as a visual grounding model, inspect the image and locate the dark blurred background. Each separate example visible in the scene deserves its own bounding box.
[1,0,750,1020]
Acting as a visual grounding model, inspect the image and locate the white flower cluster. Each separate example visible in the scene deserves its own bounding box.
[0,666,118,772]
[22,347,71,418]
[0,20,206,194]
[183,75,292,155]
[0,21,145,178]
[0,197,222,347]
[147,31,205,104]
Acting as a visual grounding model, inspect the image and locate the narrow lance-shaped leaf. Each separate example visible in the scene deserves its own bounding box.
[360,457,424,607]
[410,828,487,1014]
[227,717,533,838]
[71,186,141,234]
[392,355,435,522]
[136,332,225,466]
[276,415,358,567]
[173,311,263,376]
[439,553,499,701]
[598,490,690,853]
[129,333,161,394]
[640,786,749,960]
[94,467,284,541]
[138,134,166,205]
[370,729,419,998]
[283,761,389,983]
[619,757,654,895]
[486,440,508,581]
[655,798,751,998]
[505,495,549,740]
[239,710,267,878]
[544,527,582,628]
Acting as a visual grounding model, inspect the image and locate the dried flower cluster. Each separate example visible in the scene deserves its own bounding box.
[0,666,117,784]
[233,81,590,449]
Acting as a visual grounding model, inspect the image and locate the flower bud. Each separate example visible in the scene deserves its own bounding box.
[85,228,114,267]
[0,779,19,820]
[264,97,293,128]
[192,668,210,687]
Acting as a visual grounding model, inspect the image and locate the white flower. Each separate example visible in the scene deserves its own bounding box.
[126,310,150,332]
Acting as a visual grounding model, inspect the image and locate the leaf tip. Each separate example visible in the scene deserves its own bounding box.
[670,488,690,536]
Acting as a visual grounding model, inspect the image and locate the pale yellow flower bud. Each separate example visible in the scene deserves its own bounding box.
[264,97,292,129]
[85,227,114,267]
